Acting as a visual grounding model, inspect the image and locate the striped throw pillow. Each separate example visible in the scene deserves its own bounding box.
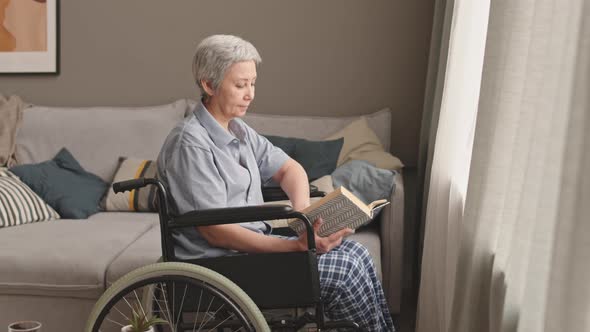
[0,168,60,227]
[102,158,158,212]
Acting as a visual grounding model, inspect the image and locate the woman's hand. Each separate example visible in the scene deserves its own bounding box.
[298,217,354,254]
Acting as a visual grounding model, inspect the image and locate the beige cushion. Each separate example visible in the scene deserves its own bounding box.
[15,100,189,182]
[102,158,158,212]
[325,117,404,170]
[0,212,158,299]
[309,175,333,195]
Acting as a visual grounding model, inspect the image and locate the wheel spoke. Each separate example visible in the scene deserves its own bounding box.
[159,282,175,330]
[153,283,171,323]
[89,267,266,332]
[193,288,204,332]
[172,281,176,331]
[206,311,233,331]
[105,316,125,327]
[122,295,135,313]
[175,283,188,329]
[113,305,130,322]
[197,297,215,331]
[133,289,148,318]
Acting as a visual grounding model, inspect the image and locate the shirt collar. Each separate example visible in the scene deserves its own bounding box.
[193,101,246,148]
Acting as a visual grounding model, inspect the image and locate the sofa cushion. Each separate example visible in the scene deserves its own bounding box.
[102,157,158,212]
[0,169,60,227]
[10,148,108,219]
[106,225,163,287]
[332,160,397,205]
[15,99,189,182]
[348,224,382,282]
[262,135,297,156]
[265,136,343,180]
[0,212,158,299]
[243,107,392,151]
[325,117,404,170]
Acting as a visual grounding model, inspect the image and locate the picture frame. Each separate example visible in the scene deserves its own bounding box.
[0,0,59,75]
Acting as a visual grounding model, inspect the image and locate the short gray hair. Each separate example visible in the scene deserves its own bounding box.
[192,35,262,100]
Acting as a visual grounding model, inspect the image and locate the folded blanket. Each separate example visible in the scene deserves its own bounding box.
[0,94,27,167]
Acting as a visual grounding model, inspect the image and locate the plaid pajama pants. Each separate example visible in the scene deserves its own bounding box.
[318,239,395,331]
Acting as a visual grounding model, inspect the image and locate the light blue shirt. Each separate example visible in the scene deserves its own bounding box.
[157,101,289,259]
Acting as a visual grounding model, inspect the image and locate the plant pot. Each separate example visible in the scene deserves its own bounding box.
[8,321,42,332]
[120,325,155,332]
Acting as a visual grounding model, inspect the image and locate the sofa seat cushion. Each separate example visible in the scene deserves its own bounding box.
[348,223,382,282]
[106,225,162,287]
[0,212,158,299]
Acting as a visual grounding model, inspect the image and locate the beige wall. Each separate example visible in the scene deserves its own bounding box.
[0,0,434,166]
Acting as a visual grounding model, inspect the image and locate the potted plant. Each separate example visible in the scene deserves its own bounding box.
[121,304,168,332]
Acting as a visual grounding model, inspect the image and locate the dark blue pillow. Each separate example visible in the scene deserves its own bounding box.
[264,135,297,157]
[10,148,108,219]
[265,135,344,180]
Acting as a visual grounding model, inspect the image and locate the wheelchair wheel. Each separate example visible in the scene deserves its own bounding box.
[85,262,269,332]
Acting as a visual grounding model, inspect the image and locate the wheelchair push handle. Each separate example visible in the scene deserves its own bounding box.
[112,178,148,193]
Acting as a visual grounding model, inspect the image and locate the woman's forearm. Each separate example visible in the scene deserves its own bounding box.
[273,159,310,211]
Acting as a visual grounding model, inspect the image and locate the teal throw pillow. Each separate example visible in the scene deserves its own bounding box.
[265,135,344,180]
[10,148,108,219]
[264,135,298,157]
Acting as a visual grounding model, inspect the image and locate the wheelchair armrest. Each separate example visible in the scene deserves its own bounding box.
[262,184,326,202]
[113,178,152,193]
[169,204,295,228]
[168,204,316,250]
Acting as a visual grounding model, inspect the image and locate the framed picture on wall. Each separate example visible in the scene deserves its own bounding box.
[0,0,59,74]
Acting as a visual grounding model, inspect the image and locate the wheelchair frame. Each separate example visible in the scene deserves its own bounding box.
[113,177,363,331]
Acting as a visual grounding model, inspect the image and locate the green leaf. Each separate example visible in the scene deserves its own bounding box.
[127,303,169,332]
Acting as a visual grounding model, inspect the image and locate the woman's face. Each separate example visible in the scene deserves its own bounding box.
[207,60,257,122]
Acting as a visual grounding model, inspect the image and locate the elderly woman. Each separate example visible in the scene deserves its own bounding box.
[157,34,395,331]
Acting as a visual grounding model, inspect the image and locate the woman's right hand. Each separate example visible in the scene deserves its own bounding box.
[298,217,354,254]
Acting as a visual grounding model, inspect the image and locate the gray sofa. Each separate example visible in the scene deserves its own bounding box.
[0,99,404,332]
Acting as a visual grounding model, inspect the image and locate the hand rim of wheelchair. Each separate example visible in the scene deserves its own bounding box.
[85,262,270,332]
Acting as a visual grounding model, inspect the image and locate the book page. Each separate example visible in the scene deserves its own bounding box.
[368,199,389,213]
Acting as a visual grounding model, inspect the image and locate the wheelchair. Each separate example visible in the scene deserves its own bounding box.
[85,177,364,332]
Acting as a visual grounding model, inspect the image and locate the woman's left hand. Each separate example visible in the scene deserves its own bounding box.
[297,217,354,254]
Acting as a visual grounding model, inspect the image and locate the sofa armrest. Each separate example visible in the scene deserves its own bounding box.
[379,170,405,314]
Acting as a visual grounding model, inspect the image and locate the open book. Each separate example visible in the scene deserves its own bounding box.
[288,186,390,237]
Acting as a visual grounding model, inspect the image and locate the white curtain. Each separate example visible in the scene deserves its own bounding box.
[417,0,590,331]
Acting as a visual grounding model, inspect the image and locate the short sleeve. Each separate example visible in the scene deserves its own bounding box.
[166,145,228,214]
[242,124,289,183]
